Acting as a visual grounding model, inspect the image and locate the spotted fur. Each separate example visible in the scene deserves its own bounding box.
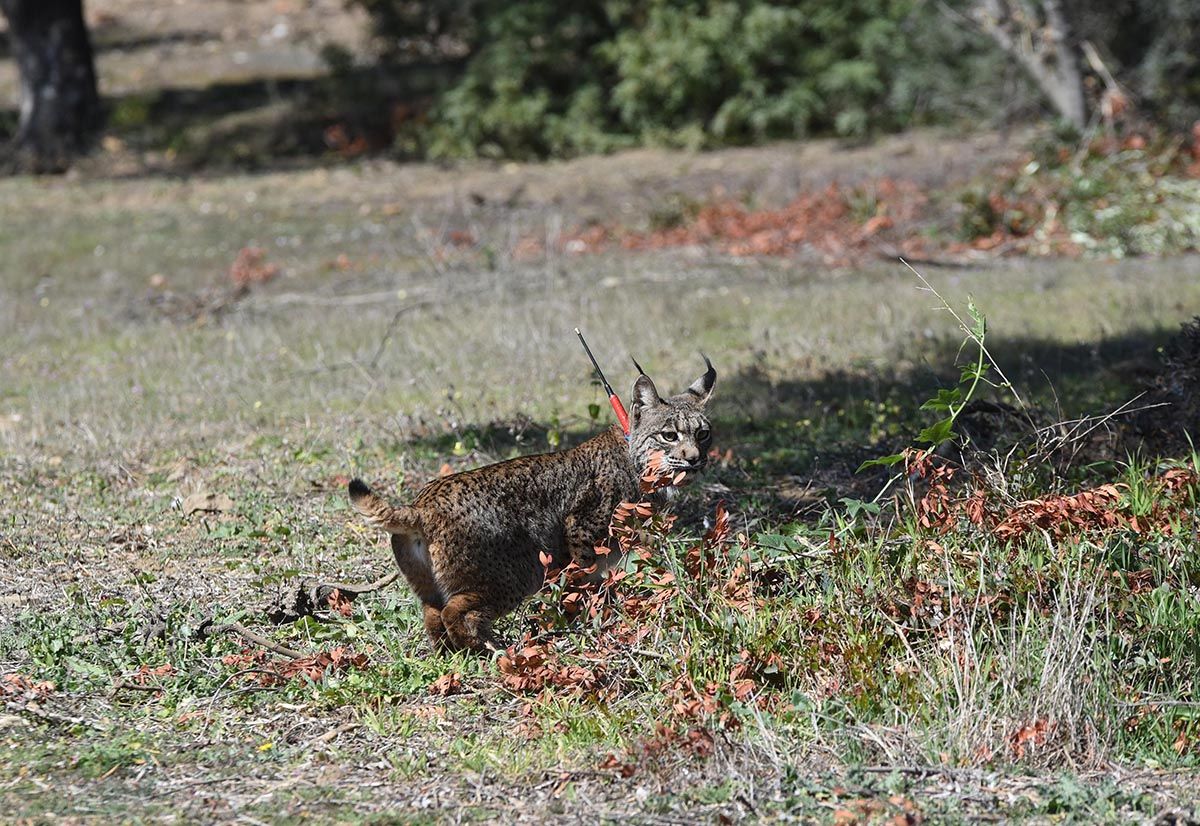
[348,360,716,652]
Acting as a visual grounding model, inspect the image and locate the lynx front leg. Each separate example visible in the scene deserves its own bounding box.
[563,513,615,578]
[441,592,507,653]
[422,604,451,651]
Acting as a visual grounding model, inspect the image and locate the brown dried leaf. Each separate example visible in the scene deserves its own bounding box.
[327,588,354,618]
[598,753,637,777]
[429,672,463,697]
[229,246,280,288]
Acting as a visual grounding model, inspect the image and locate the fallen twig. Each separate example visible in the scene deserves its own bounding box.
[9,701,106,731]
[266,570,402,624]
[111,679,167,695]
[369,301,434,368]
[854,764,968,777]
[311,721,361,746]
[197,619,307,660]
[254,290,426,308]
[308,570,401,608]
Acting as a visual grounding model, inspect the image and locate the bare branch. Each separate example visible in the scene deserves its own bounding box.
[197,619,308,660]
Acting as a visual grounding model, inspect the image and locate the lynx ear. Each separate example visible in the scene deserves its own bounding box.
[631,374,663,425]
[685,355,717,406]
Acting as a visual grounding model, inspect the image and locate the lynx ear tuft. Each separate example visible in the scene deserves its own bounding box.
[631,374,663,425]
[686,355,717,405]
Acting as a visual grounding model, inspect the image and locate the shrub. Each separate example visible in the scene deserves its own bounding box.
[350,1,1200,160]
[354,0,1023,159]
[957,132,1200,258]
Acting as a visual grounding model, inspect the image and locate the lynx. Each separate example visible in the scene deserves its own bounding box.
[348,358,716,652]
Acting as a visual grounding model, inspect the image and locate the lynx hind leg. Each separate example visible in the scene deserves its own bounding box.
[390,533,448,649]
[440,591,514,653]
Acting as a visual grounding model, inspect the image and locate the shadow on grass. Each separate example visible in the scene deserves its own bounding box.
[0,25,217,61]
[386,326,1185,524]
[0,62,455,173]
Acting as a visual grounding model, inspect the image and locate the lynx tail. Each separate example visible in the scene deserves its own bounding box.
[348,478,420,534]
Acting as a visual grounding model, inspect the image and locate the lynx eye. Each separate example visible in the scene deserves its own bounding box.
[695,428,710,442]
[659,431,679,442]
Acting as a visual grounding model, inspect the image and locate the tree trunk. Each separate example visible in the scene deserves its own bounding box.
[972,0,1088,131]
[1036,0,1087,129]
[0,0,101,172]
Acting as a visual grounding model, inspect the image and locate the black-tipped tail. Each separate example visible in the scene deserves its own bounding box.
[347,478,420,535]
[348,478,371,500]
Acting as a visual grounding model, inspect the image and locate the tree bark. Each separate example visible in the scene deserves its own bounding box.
[972,0,1088,130]
[0,0,101,172]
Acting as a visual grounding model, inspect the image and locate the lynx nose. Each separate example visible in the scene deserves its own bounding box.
[680,445,700,464]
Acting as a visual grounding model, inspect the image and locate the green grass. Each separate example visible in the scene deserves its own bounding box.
[3,143,1200,820]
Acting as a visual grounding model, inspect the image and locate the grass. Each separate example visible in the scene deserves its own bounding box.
[3,139,1200,821]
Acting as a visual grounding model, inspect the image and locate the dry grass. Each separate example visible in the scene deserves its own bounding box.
[3,138,1200,821]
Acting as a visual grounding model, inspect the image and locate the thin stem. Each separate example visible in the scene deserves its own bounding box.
[901,258,1029,414]
[951,342,988,422]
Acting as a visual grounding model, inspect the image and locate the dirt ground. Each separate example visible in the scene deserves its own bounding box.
[0,0,368,97]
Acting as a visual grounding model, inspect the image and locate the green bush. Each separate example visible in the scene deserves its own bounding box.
[350,1,1200,160]
[957,134,1200,258]
[601,1,900,144]
[355,0,1022,159]
[419,3,625,158]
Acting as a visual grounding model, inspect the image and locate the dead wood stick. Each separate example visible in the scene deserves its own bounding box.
[855,765,970,777]
[111,679,167,694]
[263,571,404,626]
[199,620,307,660]
[369,302,434,369]
[311,721,361,746]
[12,702,104,730]
[308,570,401,608]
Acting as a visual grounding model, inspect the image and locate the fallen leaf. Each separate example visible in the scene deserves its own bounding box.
[229,246,279,288]
[1009,717,1054,758]
[327,588,354,618]
[599,753,637,777]
[429,672,463,697]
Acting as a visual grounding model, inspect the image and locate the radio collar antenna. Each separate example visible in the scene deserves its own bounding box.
[574,327,631,436]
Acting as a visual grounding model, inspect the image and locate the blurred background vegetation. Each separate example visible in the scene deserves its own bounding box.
[339,0,1200,159]
[2,1,1200,169]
